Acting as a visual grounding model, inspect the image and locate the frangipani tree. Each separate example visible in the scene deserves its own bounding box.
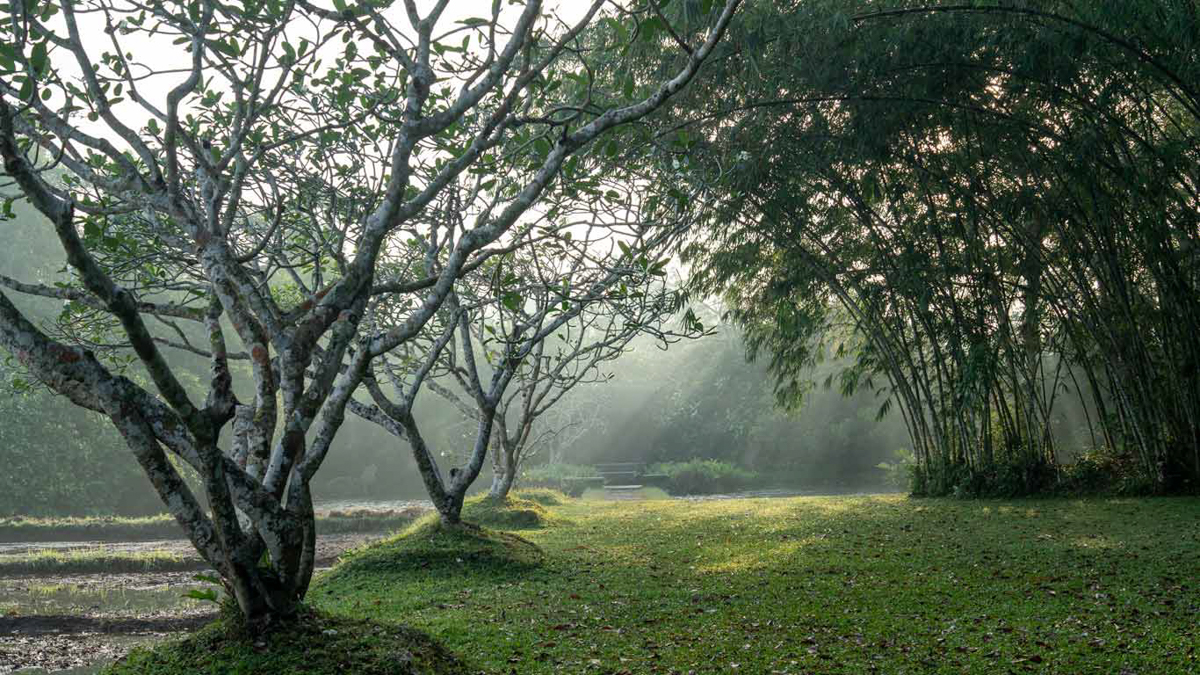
[353,201,700,517]
[0,0,739,630]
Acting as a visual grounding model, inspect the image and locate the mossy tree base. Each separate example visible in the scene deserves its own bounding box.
[102,605,466,675]
[320,517,543,586]
[458,493,558,530]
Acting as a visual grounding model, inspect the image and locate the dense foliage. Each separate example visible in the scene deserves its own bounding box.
[663,0,1200,495]
[648,458,760,494]
[0,380,163,515]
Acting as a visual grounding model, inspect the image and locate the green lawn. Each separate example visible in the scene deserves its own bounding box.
[110,493,1200,674]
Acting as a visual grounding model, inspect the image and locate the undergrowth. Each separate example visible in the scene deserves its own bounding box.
[0,508,425,543]
[0,547,192,576]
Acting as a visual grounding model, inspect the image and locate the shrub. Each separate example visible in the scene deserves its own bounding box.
[511,488,572,507]
[875,448,916,491]
[561,477,605,497]
[1058,447,1154,496]
[520,464,598,491]
[648,459,760,495]
[936,460,1058,498]
[908,454,1154,498]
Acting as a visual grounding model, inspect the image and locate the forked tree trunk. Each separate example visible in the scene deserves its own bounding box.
[487,437,518,501]
[397,403,497,526]
[0,291,311,634]
[438,492,467,525]
[488,465,517,501]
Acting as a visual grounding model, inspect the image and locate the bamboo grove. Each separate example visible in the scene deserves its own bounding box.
[665,0,1200,495]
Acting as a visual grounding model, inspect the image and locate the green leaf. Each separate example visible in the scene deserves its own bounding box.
[183,588,220,603]
[30,41,48,78]
[209,38,240,58]
[17,76,34,103]
[640,16,664,42]
[502,291,522,313]
[0,42,17,70]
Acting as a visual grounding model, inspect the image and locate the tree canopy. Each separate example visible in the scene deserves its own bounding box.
[0,0,740,630]
[661,0,1200,495]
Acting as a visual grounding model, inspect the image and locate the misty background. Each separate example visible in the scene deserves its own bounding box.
[0,202,908,517]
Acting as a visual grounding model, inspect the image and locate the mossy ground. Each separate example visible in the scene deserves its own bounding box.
[457,489,573,530]
[324,515,544,583]
[100,494,1200,674]
[507,487,571,507]
[102,605,464,675]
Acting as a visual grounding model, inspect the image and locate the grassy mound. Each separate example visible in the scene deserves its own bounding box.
[101,605,465,675]
[319,517,542,587]
[310,519,547,660]
[459,494,557,530]
[509,487,572,507]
